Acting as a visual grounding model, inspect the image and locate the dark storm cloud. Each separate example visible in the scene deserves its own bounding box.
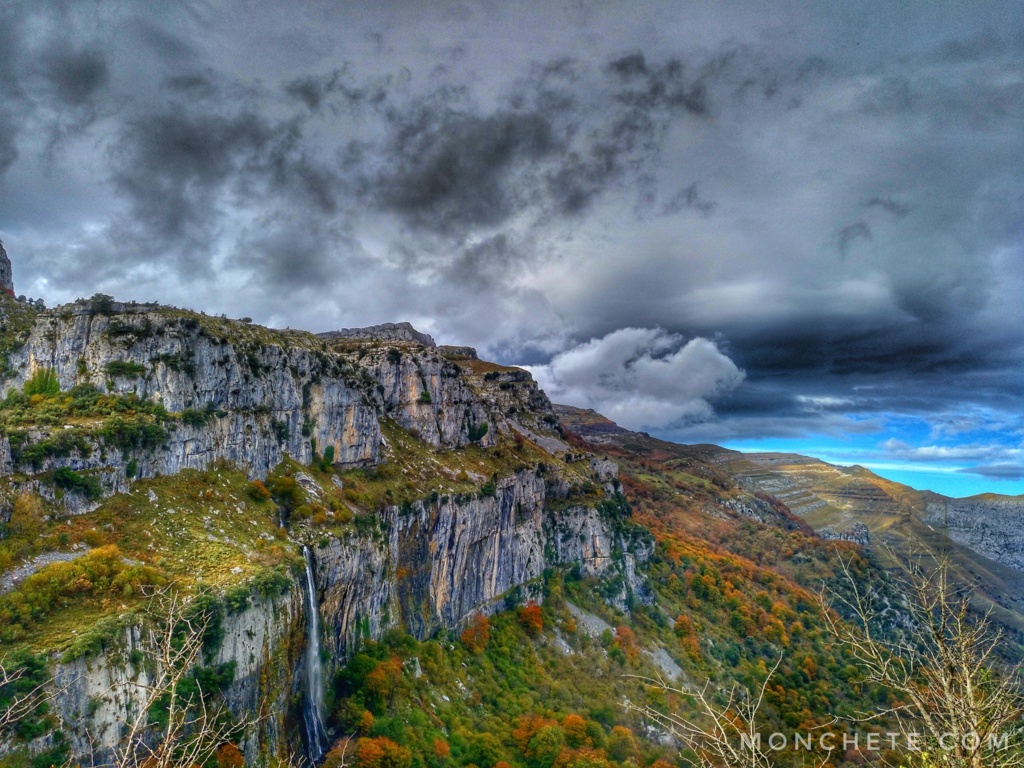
[662,183,716,215]
[283,69,394,113]
[374,108,556,233]
[836,221,872,258]
[864,197,911,217]
[164,73,218,96]
[2,0,1023,469]
[0,115,17,175]
[112,110,276,240]
[39,46,109,106]
[285,73,339,111]
[607,52,710,116]
[231,216,347,290]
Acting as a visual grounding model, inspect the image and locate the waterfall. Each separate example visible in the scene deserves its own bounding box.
[301,545,328,765]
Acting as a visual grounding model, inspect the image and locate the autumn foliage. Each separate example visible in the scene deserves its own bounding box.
[215,743,245,768]
[460,613,491,653]
[518,601,543,637]
[356,736,412,768]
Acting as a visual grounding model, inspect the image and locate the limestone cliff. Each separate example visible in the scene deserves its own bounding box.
[0,242,12,296]
[312,469,652,663]
[0,294,653,767]
[0,299,560,513]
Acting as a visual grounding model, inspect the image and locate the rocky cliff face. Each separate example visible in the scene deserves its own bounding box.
[924,496,1024,572]
[0,300,561,514]
[312,469,652,663]
[0,296,654,767]
[49,588,303,765]
[318,322,435,347]
[0,242,12,296]
[37,470,651,767]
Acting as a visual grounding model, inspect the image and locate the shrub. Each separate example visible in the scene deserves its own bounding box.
[105,360,146,382]
[468,421,489,442]
[53,467,103,500]
[268,476,302,511]
[180,408,212,427]
[88,293,115,315]
[215,744,246,768]
[247,480,271,501]
[562,714,588,748]
[318,444,335,472]
[251,567,292,597]
[7,492,46,541]
[23,368,60,397]
[518,602,543,637]
[460,613,491,654]
[355,737,411,768]
[525,725,564,768]
[1,546,165,645]
[98,416,167,453]
[418,390,432,404]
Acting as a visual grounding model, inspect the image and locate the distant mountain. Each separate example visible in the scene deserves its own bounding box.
[557,404,1024,639]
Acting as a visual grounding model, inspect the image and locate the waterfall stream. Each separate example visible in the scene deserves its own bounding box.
[301,546,328,765]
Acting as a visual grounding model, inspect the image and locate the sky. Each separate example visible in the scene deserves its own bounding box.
[1,1,1022,498]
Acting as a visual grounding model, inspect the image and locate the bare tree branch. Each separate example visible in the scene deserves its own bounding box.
[627,657,830,768]
[823,547,1024,768]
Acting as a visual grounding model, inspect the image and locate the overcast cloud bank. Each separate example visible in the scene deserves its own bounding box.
[1,1,1022,492]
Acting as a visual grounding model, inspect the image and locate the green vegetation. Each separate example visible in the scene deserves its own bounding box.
[104,360,147,378]
[88,293,115,316]
[52,466,102,500]
[0,294,41,376]
[467,421,489,442]
[0,461,296,654]
[329,605,674,768]
[336,419,572,513]
[22,369,59,397]
[0,545,165,644]
[0,382,170,429]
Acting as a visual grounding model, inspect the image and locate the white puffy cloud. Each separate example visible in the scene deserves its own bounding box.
[525,328,744,431]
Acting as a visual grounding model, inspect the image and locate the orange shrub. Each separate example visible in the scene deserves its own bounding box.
[613,626,638,661]
[433,739,451,759]
[461,613,491,654]
[215,744,245,768]
[513,714,558,753]
[358,710,375,734]
[562,714,587,748]
[355,737,411,768]
[247,479,271,500]
[518,601,543,637]
[365,657,403,702]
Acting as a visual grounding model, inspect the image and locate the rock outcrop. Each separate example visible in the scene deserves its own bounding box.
[311,470,652,662]
[924,497,1024,572]
[0,303,550,512]
[51,587,303,765]
[318,322,435,347]
[0,240,12,296]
